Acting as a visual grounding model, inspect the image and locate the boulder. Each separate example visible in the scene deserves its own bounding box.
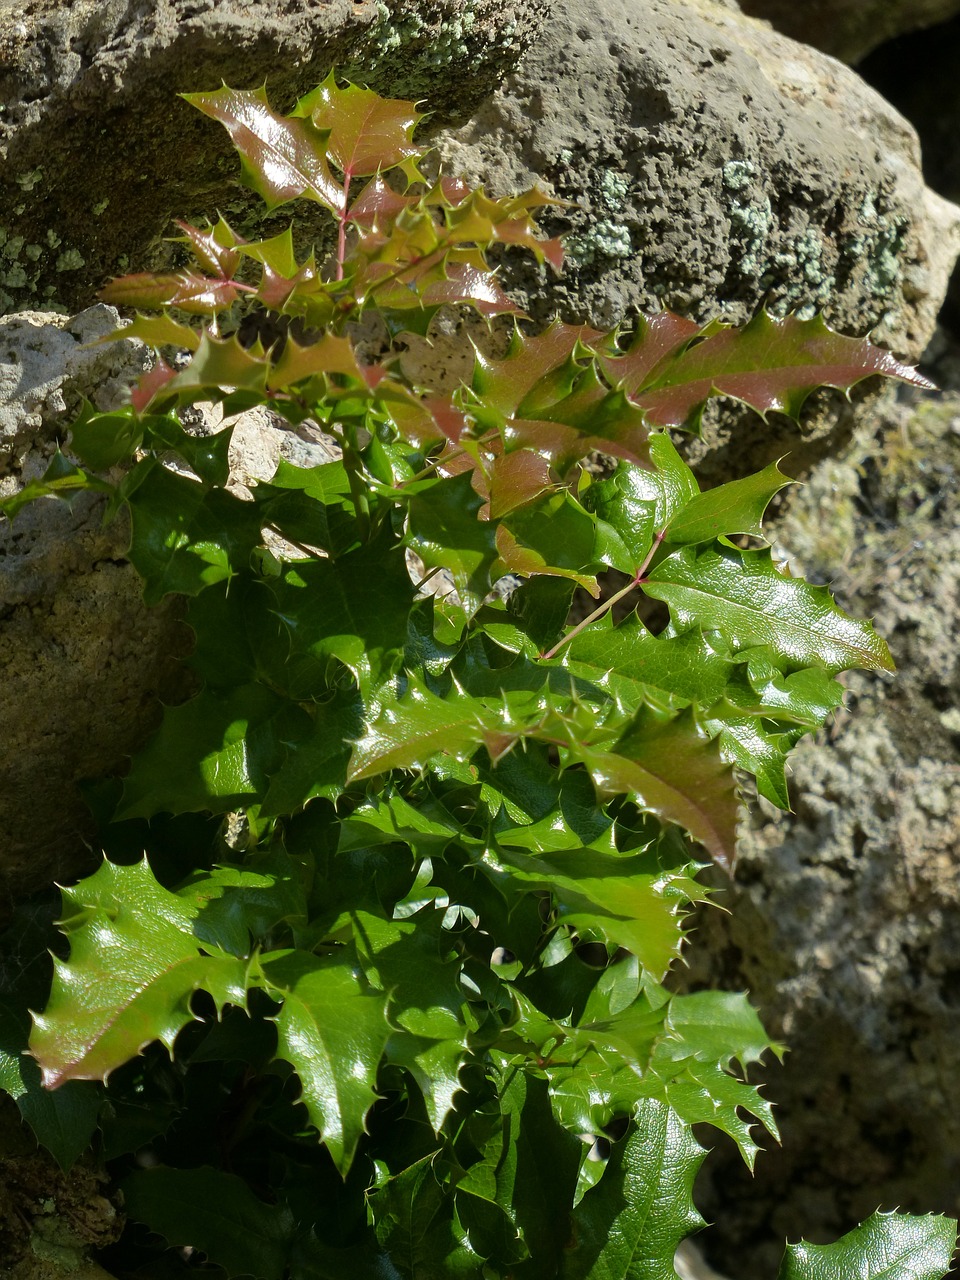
[0,0,547,317]
[437,0,960,481]
[737,0,960,65]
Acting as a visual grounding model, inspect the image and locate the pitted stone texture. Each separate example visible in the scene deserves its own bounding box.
[0,0,547,316]
[0,308,187,908]
[680,367,960,1277]
[737,0,960,64]
[438,0,960,480]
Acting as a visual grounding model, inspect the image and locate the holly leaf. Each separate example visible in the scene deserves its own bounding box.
[645,544,894,673]
[585,705,738,870]
[30,858,249,1087]
[116,684,308,819]
[369,1156,480,1279]
[407,471,500,613]
[610,311,934,429]
[488,844,701,979]
[122,1165,296,1280]
[294,72,424,177]
[125,462,265,605]
[664,460,793,544]
[564,1099,706,1279]
[183,84,344,213]
[259,949,390,1173]
[778,1212,958,1280]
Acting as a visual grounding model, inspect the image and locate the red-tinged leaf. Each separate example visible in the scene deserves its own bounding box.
[173,217,243,279]
[472,321,605,418]
[182,84,345,214]
[385,393,470,449]
[506,412,651,475]
[627,311,934,429]
[130,358,177,413]
[101,272,190,311]
[293,72,424,177]
[597,311,704,394]
[348,174,419,227]
[487,450,553,519]
[30,859,249,1087]
[421,263,526,317]
[584,705,739,869]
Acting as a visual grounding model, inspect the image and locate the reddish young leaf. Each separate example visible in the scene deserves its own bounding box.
[173,217,244,279]
[348,175,419,228]
[182,84,344,213]
[472,321,605,418]
[617,310,934,429]
[293,72,425,177]
[487,450,553,519]
[130,358,177,413]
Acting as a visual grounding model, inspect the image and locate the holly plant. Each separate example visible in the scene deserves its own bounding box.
[0,73,955,1280]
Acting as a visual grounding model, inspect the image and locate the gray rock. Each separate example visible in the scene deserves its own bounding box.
[681,361,960,1277]
[737,0,960,64]
[0,307,188,907]
[437,0,960,480]
[0,0,547,316]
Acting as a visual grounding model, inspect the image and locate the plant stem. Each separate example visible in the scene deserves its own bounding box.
[539,528,666,661]
[336,172,352,282]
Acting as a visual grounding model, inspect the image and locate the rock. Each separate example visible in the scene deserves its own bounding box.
[437,0,960,481]
[0,0,547,317]
[681,350,960,1277]
[0,307,189,907]
[736,0,960,65]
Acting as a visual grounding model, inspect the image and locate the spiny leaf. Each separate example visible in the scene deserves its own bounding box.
[122,1165,296,1280]
[564,1099,706,1280]
[585,705,739,869]
[611,310,933,430]
[777,1212,958,1280]
[183,84,344,213]
[369,1155,479,1278]
[259,949,389,1174]
[30,858,248,1087]
[664,459,793,544]
[294,72,425,177]
[645,544,894,674]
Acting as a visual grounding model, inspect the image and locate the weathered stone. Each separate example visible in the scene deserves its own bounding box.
[437,0,960,482]
[0,0,547,317]
[737,0,960,65]
[681,350,960,1276]
[0,307,189,909]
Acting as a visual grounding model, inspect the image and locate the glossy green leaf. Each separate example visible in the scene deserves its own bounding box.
[564,1099,706,1279]
[585,705,738,869]
[122,1165,296,1280]
[30,858,248,1086]
[259,949,389,1173]
[645,544,894,673]
[778,1212,958,1280]
[665,460,793,544]
[407,471,500,613]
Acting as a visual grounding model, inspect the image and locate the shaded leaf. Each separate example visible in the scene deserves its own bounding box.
[122,1165,296,1280]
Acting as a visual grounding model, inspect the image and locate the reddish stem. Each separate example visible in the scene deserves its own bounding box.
[336,171,352,282]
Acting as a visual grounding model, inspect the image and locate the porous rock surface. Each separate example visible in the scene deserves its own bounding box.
[0,0,547,316]
[737,0,960,64]
[682,348,960,1276]
[438,0,960,481]
[0,306,190,909]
